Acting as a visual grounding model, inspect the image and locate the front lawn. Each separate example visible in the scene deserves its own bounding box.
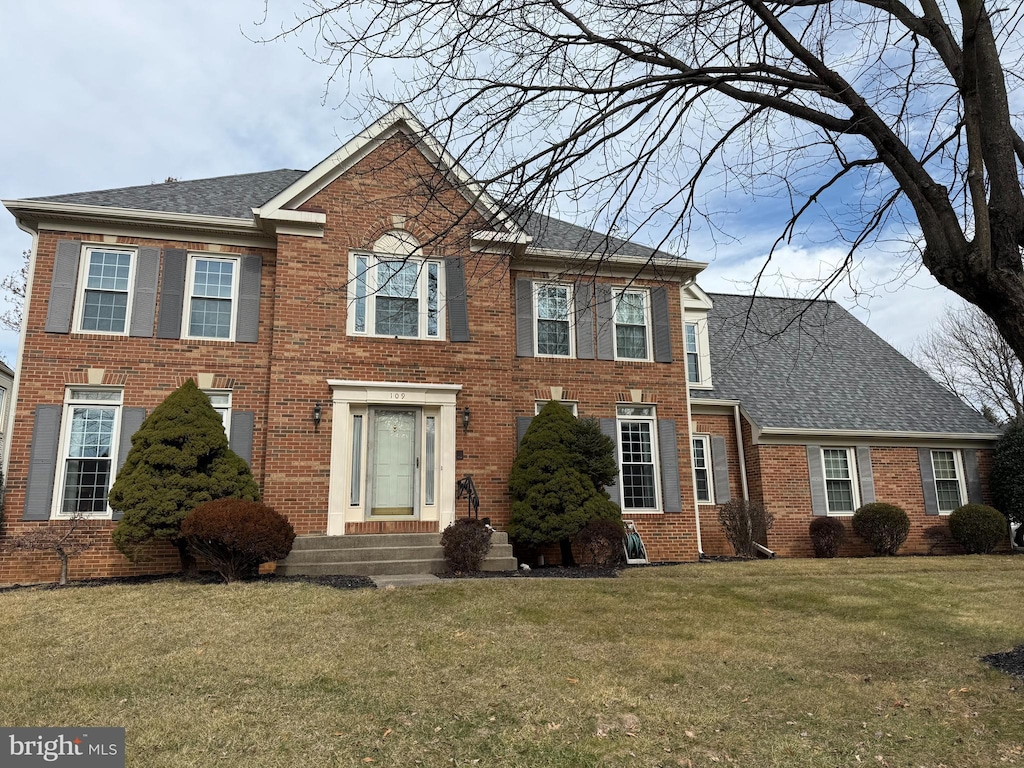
[3,557,1024,766]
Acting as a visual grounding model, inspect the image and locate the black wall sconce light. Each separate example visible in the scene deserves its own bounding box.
[313,402,323,429]
[462,405,471,433]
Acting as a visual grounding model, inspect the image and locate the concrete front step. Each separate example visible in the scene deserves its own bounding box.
[276,531,517,577]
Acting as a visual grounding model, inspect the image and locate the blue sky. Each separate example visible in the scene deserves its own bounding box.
[0,0,960,366]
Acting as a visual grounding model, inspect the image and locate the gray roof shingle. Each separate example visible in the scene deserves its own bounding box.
[692,293,997,435]
[26,171,678,256]
[31,170,306,219]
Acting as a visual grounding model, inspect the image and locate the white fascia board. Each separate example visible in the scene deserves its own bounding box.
[471,229,532,246]
[754,425,1001,446]
[4,199,265,241]
[682,282,714,310]
[517,247,707,280]
[690,398,741,413]
[328,379,463,392]
[256,106,525,241]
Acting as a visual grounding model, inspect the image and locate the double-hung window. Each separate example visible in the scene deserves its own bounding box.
[614,289,650,360]
[76,247,134,334]
[692,435,714,504]
[685,323,701,383]
[822,447,859,515]
[535,284,572,356]
[351,255,443,340]
[56,388,122,517]
[186,256,239,340]
[931,449,966,513]
[616,405,660,511]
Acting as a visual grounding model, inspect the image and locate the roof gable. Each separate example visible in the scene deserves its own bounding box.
[253,106,526,243]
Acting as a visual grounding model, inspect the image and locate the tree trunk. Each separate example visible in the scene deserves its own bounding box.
[559,538,576,567]
[57,548,69,586]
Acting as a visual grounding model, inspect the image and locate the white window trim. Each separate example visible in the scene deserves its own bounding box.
[616,404,662,513]
[73,245,137,336]
[533,282,574,358]
[612,287,653,362]
[931,449,967,515]
[347,253,447,341]
[52,387,124,519]
[692,434,715,505]
[534,400,579,416]
[821,446,860,516]
[183,253,241,342]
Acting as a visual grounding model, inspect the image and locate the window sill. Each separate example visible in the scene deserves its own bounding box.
[621,508,662,515]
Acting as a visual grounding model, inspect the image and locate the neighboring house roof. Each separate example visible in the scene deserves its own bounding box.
[25,172,675,258]
[692,293,998,436]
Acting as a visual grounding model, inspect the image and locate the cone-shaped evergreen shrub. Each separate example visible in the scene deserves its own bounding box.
[508,400,620,565]
[109,380,260,569]
[991,419,1024,527]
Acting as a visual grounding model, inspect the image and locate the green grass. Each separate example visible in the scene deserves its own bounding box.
[3,557,1024,766]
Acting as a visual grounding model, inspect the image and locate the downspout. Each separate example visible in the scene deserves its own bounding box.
[681,278,704,556]
[3,220,37,476]
[733,403,749,501]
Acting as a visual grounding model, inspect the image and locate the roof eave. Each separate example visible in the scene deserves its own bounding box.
[753,425,1000,446]
[3,199,271,243]
[516,246,707,280]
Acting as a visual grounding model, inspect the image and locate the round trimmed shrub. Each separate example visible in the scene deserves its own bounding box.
[573,518,626,567]
[851,502,910,556]
[441,518,493,572]
[181,498,295,582]
[948,503,1007,554]
[809,516,845,558]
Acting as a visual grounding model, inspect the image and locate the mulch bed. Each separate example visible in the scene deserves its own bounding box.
[982,645,1024,680]
[0,572,376,594]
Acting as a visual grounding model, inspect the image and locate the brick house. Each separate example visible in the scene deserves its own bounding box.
[0,107,1000,583]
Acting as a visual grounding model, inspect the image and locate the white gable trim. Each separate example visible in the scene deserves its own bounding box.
[253,106,525,242]
[682,282,714,310]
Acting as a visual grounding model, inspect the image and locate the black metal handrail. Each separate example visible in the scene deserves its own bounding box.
[456,474,480,520]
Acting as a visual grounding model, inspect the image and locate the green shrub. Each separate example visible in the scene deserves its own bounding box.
[717,500,774,558]
[110,380,260,572]
[991,419,1024,527]
[441,518,493,572]
[809,516,845,558]
[948,504,1007,554]
[851,503,910,555]
[508,401,620,565]
[181,498,295,583]
[574,518,626,567]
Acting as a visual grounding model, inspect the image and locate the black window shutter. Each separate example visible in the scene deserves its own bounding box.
[129,247,161,337]
[23,405,62,520]
[156,248,187,339]
[658,419,682,513]
[856,446,875,505]
[230,411,255,466]
[599,418,620,506]
[516,416,533,448]
[918,448,940,515]
[515,278,534,357]
[236,256,262,343]
[710,435,731,503]
[963,449,984,504]
[806,445,827,516]
[445,257,470,342]
[113,408,147,521]
[595,284,614,360]
[45,240,81,334]
[573,282,595,360]
[651,286,673,363]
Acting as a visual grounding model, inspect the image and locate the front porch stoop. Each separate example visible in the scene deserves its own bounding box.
[276,531,518,577]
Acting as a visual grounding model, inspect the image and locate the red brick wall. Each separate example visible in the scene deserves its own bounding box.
[691,412,743,556]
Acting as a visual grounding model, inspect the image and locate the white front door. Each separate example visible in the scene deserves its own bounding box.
[368,408,419,517]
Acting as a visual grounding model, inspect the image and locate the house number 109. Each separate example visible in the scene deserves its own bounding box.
[390,392,406,399]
